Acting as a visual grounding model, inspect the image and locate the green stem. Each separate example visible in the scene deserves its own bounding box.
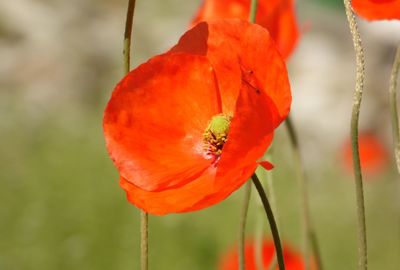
[123,0,136,74]
[254,163,279,270]
[285,116,323,270]
[389,46,400,174]
[239,181,252,270]
[264,152,281,270]
[123,1,145,270]
[252,174,285,270]
[140,211,148,270]
[265,169,279,270]
[343,1,368,270]
[249,0,258,23]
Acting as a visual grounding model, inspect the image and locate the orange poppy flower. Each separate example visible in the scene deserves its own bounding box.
[341,133,389,176]
[191,0,299,59]
[219,239,309,270]
[352,0,400,20]
[103,20,291,215]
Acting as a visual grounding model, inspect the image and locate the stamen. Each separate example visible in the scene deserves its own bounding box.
[203,114,232,158]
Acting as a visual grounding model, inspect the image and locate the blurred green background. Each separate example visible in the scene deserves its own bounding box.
[1,0,399,269]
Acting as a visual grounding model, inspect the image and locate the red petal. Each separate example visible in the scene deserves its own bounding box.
[341,133,389,176]
[352,0,400,20]
[219,239,310,270]
[191,0,299,59]
[170,20,291,127]
[259,161,274,170]
[120,163,257,215]
[215,76,277,187]
[103,53,221,191]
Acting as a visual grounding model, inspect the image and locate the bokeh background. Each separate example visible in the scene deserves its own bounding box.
[1,0,399,269]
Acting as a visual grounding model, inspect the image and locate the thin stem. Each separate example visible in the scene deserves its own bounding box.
[249,0,259,23]
[122,1,145,270]
[310,230,323,270]
[265,170,279,270]
[140,211,148,270]
[123,0,136,74]
[285,116,323,270]
[239,181,252,270]
[254,163,279,270]
[343,1,368,270]
[252,174,285,270]
[389,46,400,174]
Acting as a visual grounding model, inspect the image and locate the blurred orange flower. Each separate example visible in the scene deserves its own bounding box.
[352,0,400,20]
[191,0,299,59]
[341,133,389,176]
[219,239,308,270]
[103,20,291,215]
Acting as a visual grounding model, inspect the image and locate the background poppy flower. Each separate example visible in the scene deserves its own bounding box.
[191,0,299,59]
[352,0,400,20]
[103,20,291,215]
[341,133,389,176]
[219,239,309,270]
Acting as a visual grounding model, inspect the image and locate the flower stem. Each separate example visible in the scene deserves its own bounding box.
[254,163,279,270]
[123,1,146,270]
[285,116,323,270]
[252,173,285,270]
[249,0,258,23]
[140,211,148,270]
[343,1,368,270]
[123,0,136,74]
[389,46,400,174]
[239,180,252,270]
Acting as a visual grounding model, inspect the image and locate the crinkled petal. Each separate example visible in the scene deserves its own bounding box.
[170,20,291,127]
[103,53,221,192]
[353,0,400,20]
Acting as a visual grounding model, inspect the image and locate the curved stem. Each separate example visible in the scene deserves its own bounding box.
[239,181,252,270]
[285,116,323,270]
[252,173,285,270]
[389,46,400,174]
[140,211,148,270]
[123,0,136,74]
[343,1,368,270]
[254,163,280,270]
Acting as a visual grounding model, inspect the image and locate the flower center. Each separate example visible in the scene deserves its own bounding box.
[203,114,232,156]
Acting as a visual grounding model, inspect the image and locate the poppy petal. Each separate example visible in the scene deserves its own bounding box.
[118,77,278,215]
[352,0,400,20]
[120,163,257,215]
[191,0,299,59]
[214,77,277,187]
[103,53,221,192]
[259,161,274,170]
[172,77,278,212]
[170,20,291,127]
[219,239,309,270]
